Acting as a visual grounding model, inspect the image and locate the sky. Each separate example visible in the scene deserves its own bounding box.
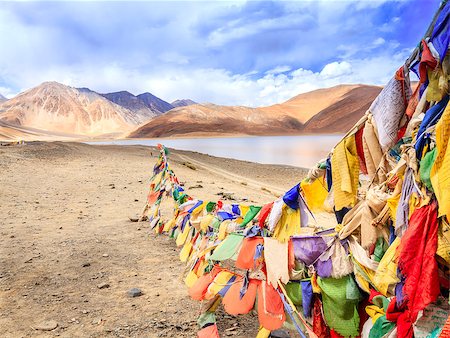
[0,0,441,106]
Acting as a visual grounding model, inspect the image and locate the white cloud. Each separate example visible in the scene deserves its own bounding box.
[206,13,313,47]
[320,61,353,79]
[373,37,386,46]
[0,1,421,107]
[0,48,410,107]
[265,65,292,75]
[0,87,16,99]
[158,52,190,65]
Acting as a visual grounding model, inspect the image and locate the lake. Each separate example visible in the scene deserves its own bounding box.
[90,135,343,168]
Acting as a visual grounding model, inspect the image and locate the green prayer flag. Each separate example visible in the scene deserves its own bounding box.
[241,206,262,227]
[419,147,437,192]
[209,233,244,261]
[206,202,216,213]
[285,282,303,306]
[317,276,361,337]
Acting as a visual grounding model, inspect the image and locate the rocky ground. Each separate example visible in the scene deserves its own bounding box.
[0,142,312,337]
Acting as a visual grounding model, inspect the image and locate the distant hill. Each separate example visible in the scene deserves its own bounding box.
[99,91,158,123]
[128,84,381,138]
[0,94,6,103]
[302,86,381,133]
[136,92,173,114]
[171,99,197,108]
[0,82,140,138]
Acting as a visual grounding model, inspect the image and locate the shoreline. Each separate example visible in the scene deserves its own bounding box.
[0,130,344,143]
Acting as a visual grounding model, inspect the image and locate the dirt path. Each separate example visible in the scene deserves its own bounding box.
[177,153,286,196]
[0,142,309,337]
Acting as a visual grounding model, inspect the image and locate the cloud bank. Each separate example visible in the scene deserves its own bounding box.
[0,0,438,105]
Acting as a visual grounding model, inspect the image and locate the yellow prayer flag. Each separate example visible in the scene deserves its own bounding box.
[431,102,450,220]
[331,135,360,211]
[301,177,328,211]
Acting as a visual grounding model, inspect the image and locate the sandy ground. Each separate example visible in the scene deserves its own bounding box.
[0,142,314,337]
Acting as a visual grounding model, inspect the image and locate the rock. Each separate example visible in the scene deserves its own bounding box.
[102,254,109,257]
[97,282,110,289]
[181,162,196,170]
[129,216,139,222]
[92,318,102,325]
[33,320,58,331]
[82,310,89,314]
[82,262,90,267]
[127,288,143,298]
[216,192,235,200]
[269,329,291,338]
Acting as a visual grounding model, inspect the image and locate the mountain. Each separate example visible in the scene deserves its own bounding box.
[137,92,174,114]
[0,94,6,103]
[100,91,157,123]
[0,82,140,138]
[302,86,381,133]
[171,99,197,108]
[259,84,375,123]
[128,85,381,138]
[0,119,84,141]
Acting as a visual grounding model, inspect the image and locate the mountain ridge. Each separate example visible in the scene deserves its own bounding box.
[0,81,138,137]
[137,92,174,114]
[99,90,158,123]
[128,84,382,138]
[171,99,197,107]
[0,82,382,141]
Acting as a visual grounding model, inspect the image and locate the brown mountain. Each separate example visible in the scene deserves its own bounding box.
[302,86,382,133]
[0,120,85,141]
[128,84,381,138]
[0,82,141,138]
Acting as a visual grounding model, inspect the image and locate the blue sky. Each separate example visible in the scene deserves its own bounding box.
[0,0,439,106]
